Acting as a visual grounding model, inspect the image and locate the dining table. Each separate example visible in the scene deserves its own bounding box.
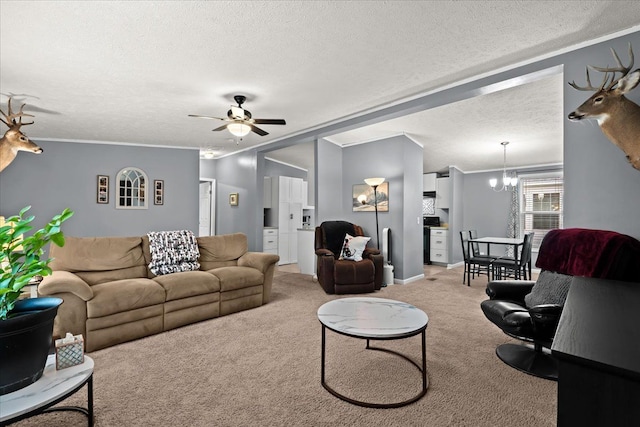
[468,236,527,280]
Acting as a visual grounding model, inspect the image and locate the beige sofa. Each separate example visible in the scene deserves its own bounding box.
[38,232,279,352]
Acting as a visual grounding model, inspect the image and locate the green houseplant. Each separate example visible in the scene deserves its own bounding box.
[0,205,73,395]
[0,205,73,319]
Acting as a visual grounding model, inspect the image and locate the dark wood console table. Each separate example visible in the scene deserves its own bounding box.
[552,276,640,427]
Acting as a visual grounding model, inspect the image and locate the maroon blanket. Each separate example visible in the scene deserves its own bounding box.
[536,228,640,281]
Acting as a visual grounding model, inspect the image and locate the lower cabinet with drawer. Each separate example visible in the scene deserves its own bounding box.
[430,229,449,264]
[263,228,278,255]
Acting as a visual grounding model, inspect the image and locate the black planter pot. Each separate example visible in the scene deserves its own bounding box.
[0,296,63,395]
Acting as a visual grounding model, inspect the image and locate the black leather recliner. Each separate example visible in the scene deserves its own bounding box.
[481,228,640,381]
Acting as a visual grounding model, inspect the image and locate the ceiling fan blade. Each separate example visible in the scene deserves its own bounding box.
[252,119,286,125]
[189,114,227,121]
[211,124,229,132]
[250,124,269,136]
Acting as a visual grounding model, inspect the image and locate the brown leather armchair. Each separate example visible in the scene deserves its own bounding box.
[314,221,383,294]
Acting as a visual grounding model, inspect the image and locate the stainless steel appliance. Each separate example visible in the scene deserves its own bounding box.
[423,216,441,264]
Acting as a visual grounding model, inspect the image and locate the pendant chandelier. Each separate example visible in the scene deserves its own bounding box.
[489,141,518,191]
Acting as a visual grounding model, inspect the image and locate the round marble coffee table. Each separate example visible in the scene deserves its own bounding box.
[0,354,94,426]
[317,297,429,408]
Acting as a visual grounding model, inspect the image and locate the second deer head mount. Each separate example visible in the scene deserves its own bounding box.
[0,97,43,173]
[568,43,640,171]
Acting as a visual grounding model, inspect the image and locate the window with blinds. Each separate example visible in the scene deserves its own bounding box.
[520,175,563,249]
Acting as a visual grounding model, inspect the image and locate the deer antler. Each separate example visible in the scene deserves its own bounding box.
[591,43,634,90]
[568,43,634,92]
[568,68,609,92]
[0,97,35,128]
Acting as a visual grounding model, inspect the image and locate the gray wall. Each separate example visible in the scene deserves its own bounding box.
[563,35,640,236]
[324,135,423,280]
[462,171,513,242]
[316,139,344,221]
[448,167,465,264]
[0,140,199,238]
[264,158,307,179]
[199,151,263,251]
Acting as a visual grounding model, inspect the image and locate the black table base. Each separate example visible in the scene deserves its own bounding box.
[321,325,428,408]
[1,375,93,427]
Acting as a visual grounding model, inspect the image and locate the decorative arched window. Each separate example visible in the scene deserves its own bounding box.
[116,167,148,209]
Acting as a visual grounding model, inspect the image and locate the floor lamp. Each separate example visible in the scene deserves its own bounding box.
[364,177,385,250]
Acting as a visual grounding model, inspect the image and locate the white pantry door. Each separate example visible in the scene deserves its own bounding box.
[199,180,215,236]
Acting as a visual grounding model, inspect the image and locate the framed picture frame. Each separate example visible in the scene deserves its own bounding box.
[154,180,164,205]
[97,175,109,204]
[229,192,239,206]
[352,182,389,212]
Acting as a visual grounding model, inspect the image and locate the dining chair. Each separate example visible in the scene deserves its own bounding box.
[469,230,489,257]
[468,230,495,277]
[492,232,534,280]
[460,231,494,286]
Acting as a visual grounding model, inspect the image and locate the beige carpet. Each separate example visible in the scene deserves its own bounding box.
[14,267,556,427]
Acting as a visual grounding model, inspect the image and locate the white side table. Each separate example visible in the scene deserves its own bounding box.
[0,354,94,426]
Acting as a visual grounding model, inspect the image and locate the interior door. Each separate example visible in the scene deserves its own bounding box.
[199,181,212,236]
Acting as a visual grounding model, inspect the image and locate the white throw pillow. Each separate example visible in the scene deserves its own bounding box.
[339,233,371,262]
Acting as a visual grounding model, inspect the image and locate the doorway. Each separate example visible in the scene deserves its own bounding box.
[199,179,216,236]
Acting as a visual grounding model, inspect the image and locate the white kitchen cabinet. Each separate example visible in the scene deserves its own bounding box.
[430,228,449,264]
[436,177,451,209]
[278,201,302,264]
[270,176,305,264]
[263,228,278,255]
[277,176,304,204]
[423,173,436,192]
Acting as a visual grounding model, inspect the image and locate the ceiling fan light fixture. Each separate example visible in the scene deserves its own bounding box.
[227,122,251,137]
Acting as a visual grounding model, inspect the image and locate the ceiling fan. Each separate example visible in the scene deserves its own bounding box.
[188,95,286,137]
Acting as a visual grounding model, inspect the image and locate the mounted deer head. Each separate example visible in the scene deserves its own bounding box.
[568,43,640,170]
[0,97,43,173]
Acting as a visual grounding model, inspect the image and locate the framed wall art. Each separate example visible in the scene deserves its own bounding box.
[154,180,164,205]
[352,182,389,212]
[97,175,109,204]
[229,192,239,206]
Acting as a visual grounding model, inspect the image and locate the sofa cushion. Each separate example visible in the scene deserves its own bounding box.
[208,266,263,292]
[153,270,221,301]
[148,230,200,276]
[49,236,147,285]
[50,236,145,271]
[87,278,166,318]
[198,233,248,270]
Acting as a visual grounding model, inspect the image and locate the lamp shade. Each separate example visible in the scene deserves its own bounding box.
[227,122,251,137]
[364,177,385,187]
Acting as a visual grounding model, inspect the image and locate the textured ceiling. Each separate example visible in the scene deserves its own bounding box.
[1,1,639,173]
